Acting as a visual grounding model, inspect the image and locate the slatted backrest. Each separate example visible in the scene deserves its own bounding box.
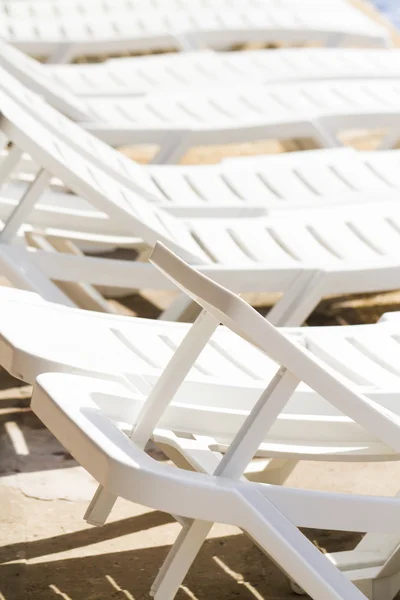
[0,39,90,121]
[0,90,209,264]
[150,242,400,454]
[0,60,164,203]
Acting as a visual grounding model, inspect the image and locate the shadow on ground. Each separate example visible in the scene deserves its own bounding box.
[0,409,77,477]
[0,513,362,600]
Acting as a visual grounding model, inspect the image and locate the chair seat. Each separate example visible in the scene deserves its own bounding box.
[2,287,400,440]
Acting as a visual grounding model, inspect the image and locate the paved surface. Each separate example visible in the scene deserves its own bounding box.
[2,379,400,600]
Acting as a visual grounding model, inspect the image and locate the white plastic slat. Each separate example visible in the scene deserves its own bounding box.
[162,60,212,87]
[51,111,112,165]
[298,49,357,76]
[306,335,400,387]
[239,88,295,118]
[143,96,197,126]
[299,83,352,111]
[326,158,392,192]
[154,215,210,264]
[255,166,319,202]
[292,163,356,196]
[346,330,400,380]
[207,332,277,380]
[305,218,382,261]
[115,323,248,379]
[189,221,256,265]
[5,20,41,42]
[220,170,280,206]
[148,169,205,207]
[84,98,140,123]
[225,222,298,265]
[218,53,264,79]
[1,92,209,262]
[176,94,238,126]
[0,2,390,55]
[163,326,276,382]
[348,215,400,258]
[50,68,98,95]
[117,158,162,200]
[71,69,121,93]
[112,328,178,370]
[183,169,244,205]
[359,82,400,109]
[331,51,380,75]
[365,153,400,187]
[190,338,260,378]
[100,68,145,92]
[266,220,341,265]
[252,51,299,79]
[53,20,94,43]
[210,94,263,124]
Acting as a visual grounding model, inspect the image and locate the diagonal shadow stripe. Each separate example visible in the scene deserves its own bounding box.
[0,511,175,564]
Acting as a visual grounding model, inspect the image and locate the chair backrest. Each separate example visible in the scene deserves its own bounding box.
[0,88,209,264]
[0,39,90,121]
[0,55,164,204]
[150,242,400,454]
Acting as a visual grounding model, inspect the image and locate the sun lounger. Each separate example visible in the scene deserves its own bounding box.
[3,43,400,159]
[5,146,400,223]
[4,243,400,598]
[3,85,400,323]
[0,0,354,18]
[57,48,400,97]
[0,2,389,63]
[3,64,400,224]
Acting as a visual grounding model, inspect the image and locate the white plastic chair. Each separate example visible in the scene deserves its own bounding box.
[3,39,400,99]
[0,2,389,63]
[3,42,400,96]
[4,87,400,324]
[9,145,400,222]
[12,241,400,600]
[2,43,400,160]
[0,0,355,18]
[3,63,400,225]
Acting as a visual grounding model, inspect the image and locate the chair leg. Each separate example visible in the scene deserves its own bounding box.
[0,169,51,244]
[151,520,213,599]
[160,292,202,322]
[240,488,366,600]
[150,134,190,165]
[377,131,400,150]
[84,484,117,526]
[320,520,400,598]
[323,483,400,600]
[371,571,400,600]
[0,145,23,188]
[267,270,327,327]
[352,570,400,600]
[343,499,400,592]
[367,574,400,600]
[47,43,75,64]
[174,33,200,52]
[311,122,342,149]
[153,369,301,598]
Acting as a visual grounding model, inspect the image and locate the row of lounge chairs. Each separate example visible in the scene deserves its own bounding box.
[2,1,400,598]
